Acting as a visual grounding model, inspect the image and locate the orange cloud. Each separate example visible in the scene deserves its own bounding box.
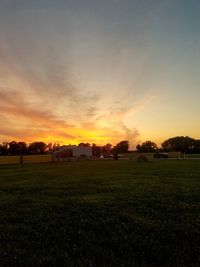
[0,81,142,146]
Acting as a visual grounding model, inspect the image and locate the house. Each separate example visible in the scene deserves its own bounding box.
[54,145,92,159]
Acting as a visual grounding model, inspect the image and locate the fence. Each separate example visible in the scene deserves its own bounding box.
[0,155,53,165]
[0,152,196,165]
[119,152,181,159]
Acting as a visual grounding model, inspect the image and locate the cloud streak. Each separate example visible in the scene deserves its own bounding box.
[0,0,165,146]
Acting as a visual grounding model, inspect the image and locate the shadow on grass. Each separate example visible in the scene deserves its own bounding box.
[1,199,200,267]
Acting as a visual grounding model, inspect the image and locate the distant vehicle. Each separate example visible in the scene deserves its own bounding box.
[154,153,168,159]
[102,154,113,159]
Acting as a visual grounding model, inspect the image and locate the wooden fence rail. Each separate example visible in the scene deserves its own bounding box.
[0,155,53,165]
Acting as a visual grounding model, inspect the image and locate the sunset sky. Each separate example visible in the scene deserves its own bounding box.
[0,0,200,147]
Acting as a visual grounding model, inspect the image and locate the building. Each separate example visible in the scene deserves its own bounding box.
[54,145,92,159]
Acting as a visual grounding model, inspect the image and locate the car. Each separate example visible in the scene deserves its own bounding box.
[154,153,168,159]
[103,154,113,158]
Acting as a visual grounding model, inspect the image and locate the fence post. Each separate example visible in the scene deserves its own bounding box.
[20,154,23,164]
[52,153,56,163]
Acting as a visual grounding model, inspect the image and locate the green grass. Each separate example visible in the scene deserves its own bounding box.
[185,154,200,158]
[1,160,200,267]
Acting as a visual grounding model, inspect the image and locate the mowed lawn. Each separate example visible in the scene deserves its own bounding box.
[1,160,200,267]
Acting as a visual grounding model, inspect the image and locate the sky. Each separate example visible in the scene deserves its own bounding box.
[0,0,200,147]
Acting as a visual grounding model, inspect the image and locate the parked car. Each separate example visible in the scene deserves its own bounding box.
[154,153,168,159]
[103,154,113,159]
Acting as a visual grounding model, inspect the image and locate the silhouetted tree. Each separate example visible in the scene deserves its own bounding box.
[101,143,112,155]
[0,143,8,155]
[28,142,47,154]
[92,143,101,157]
[8,141,17,155]
[8,141,27,155]
[78,143,91,147]
[46,143,53,153]
[113,141,129,154]
[52,143,60,151]
[136,141,158,153]
[18,142,27,154]
[161,136,195,153]
[193,140,200,153]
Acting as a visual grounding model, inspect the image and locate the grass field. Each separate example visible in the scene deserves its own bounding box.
[1,160,200,267]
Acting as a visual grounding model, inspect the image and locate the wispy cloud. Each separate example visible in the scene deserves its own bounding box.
[0,0,163,146]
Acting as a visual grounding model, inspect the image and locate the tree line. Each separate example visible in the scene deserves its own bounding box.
[0,136,199,156]
[0,140,129,156]
[0,141,54,156]
[136,136,200,153]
